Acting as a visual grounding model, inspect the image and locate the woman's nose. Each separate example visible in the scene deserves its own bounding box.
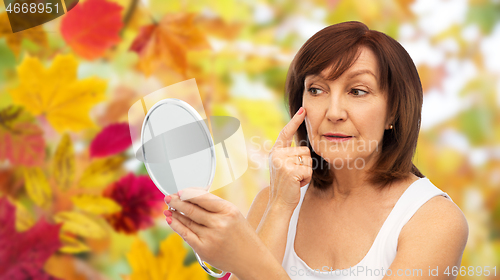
[325,93,348,123]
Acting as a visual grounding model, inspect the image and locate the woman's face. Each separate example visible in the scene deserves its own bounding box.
[303,46,393,170]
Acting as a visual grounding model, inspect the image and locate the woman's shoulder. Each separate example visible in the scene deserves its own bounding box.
[397,179,469,251]
[384,179,469,271]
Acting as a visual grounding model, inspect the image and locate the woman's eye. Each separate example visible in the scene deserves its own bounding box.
[351,88,368,96]
[307,87,324,95]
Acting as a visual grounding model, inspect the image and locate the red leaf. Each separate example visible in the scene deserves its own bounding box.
[0,106,45,166]
[103,173,163,234]
[0,198,62,279]
[90,123,132,158]
[129,24,156,53]
[60,0,123,60]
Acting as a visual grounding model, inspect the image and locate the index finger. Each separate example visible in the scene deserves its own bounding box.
[274,107,306,148]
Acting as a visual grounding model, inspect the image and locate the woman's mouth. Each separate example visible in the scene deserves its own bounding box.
[323,135,353,142]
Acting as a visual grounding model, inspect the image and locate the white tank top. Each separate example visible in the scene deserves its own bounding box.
[281,177,453,279]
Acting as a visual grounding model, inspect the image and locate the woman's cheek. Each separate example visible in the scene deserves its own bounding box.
[355,118,384,153]
[304,113,320,142]
[305,116,311,137]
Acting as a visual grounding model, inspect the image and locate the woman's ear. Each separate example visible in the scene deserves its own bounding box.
[385,114,396,130]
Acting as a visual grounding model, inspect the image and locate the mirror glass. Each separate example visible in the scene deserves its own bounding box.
[140,99,215,196]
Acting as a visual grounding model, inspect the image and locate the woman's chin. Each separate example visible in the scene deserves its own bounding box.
[317,153,368,171]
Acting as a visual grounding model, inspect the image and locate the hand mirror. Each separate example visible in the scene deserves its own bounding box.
[140,98,227,278]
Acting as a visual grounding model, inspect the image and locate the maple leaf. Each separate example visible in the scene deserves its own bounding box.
[0,168,24,198]
[90,122,132,158]
[23,167,52,207]
[130,13,211,76]
[0,106,45,166]
[9,54,107,133]
[13,201,34,232]
[103,173,163,234]
[126,234,209,280]
[52,133,75,191]
[0,197,62,279]
[71,194,122,215]
[79,155,125,188]
[96,86,137,126]
[61,0,124,60]
[58,232,91,254]
[59,232,90,254]
[54,211,107,239]
[195,16,243,40]
[417,64,446,93]
[0,12,48,56]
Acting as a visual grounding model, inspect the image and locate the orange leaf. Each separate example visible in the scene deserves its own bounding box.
[96,86,137,126]
[417,64,446,93]
[61,0,123,60]
[0,168,24,198]
[195,16,243,40]
[130,13,211,76]
[0,12,48,56]
[0,106,45,167]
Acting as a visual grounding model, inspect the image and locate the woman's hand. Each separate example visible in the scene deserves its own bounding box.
[163,188,269,276]
[268,107,312,212]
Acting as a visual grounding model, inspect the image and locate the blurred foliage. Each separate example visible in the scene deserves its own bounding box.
[0,0,499,279]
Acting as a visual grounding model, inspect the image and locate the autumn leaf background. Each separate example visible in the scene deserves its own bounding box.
[0,0,499,279]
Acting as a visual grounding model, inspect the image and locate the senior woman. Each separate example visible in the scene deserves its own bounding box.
[163,21,468,279]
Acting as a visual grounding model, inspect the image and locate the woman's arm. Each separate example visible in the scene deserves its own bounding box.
[231,232,292,280]
[253,186,296,262]
[256,200,296,261]
[232,108,311,279]
[229,186,295,280]
[252,106,311,263]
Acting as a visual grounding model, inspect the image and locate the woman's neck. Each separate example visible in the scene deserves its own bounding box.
[311,170,416,206]
[312,168,378,202]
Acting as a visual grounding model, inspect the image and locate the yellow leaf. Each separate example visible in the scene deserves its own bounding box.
[109,230,135,261]
[233,99,285,141]
[127,238,162,280]
[52,133,75,191]
[54,211,107,239]
[79,156,125,188]
[9,54,107,132]
[59,232,91,254]
[23,167,52,207]
[436,148,464,175]
[126,234,209,280]
[71,195,122,215]
[211,0,251,23]
[14,201,34,232]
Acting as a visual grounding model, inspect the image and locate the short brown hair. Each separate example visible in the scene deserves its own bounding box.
[285,21,424,191]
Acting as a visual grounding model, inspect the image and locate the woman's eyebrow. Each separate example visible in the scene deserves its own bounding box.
[306,69,377,82]
[305,74,327,82]
[346,69,377,80]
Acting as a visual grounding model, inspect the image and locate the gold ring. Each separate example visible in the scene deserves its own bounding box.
[298,156,303,165]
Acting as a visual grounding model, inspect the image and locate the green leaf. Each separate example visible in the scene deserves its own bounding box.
[458,107,494,146]
[466,2,500,34]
